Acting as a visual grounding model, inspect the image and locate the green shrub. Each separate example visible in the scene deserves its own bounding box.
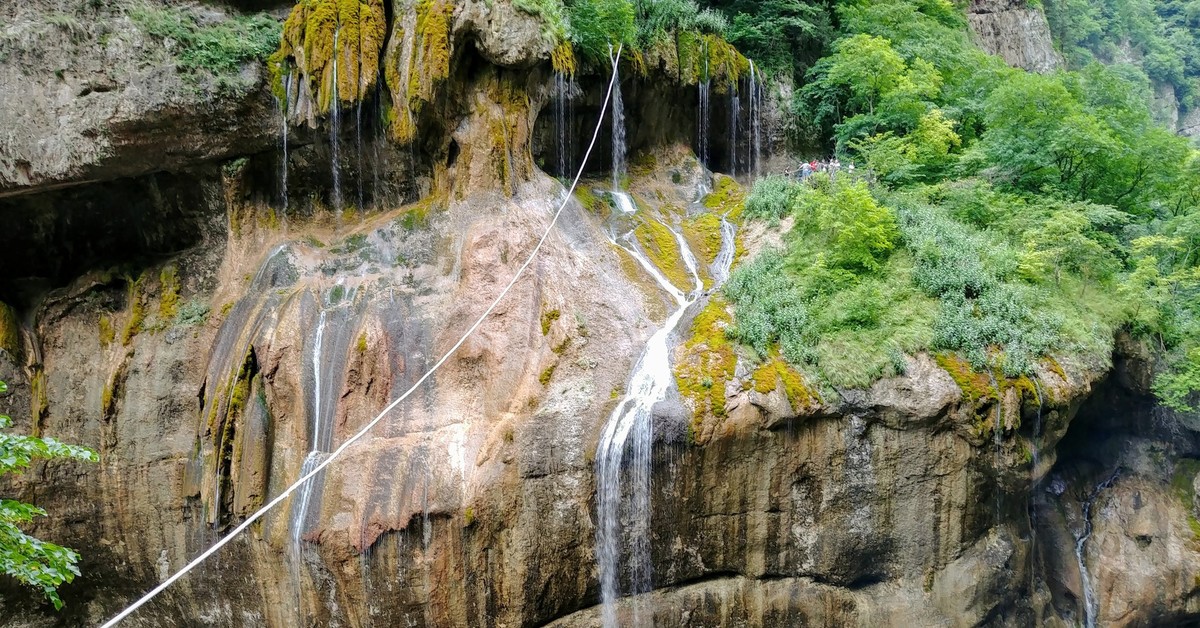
[793,176,899,274]
[743,175,800,223]
[129,5,280,85]
[724,249,809,359]
[634,0,701,46]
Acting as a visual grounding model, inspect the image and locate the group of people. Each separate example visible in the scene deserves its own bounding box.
[793,158,854,180]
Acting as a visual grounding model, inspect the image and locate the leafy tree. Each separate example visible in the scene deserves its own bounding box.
[1155,346,1200,412]
[794,176,900,274]
[1019,205,1121,285]
[822,34,906,117]
[701,0,835,82]
[849,108,960,183]
[0,381,97,609]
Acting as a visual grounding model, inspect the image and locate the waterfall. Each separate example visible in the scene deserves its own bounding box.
[1075,469,1120,628]
[728,88,740,177]
[749,61,762,177]
[711,217,737,284]
[554,72,575,178]
[372,86,385,210]
[1028,380,1045,597]
[330,30,343,216]
[595,216,737,627]
[356,100,365,211]
[280,74,292,217]
[289,291,364,616]
[698,50,710,169]
[310,309,328,451]
[611,49,627,193]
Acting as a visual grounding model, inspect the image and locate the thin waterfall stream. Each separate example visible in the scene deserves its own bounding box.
[280,74,292,218]
[554,71,576,178]
[595,210,736,627]
[1075,469,1120,628]
[611,50,627,196]
[698,47,710,169]
[728,88,740,177]
[330,30,343,215]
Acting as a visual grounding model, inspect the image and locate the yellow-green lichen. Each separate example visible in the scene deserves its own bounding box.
[935,352,996,403]
[159,266,180,322]
[574,187,612,220]
[271,0,387,116]
[0,302,21,358]
[635,218,691,292]
[750,356,819,412]
[356,332,368,354]
[551,41,576,76]
[121,276,146,347]
[539,365,556,386]
[99,315,115,349]
[1043,356,1067,383]
[682,213,724,266]
[703,175,745,219]
[408,0,453,112]
[101,381,115,418]
[674,298,737,429]
[541,309,561,336]
[30,369,48,436]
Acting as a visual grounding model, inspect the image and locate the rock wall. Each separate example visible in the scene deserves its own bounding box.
[1,2,1199,627]
[968,0,1062,73]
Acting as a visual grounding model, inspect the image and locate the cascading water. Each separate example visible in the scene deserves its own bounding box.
[608,47,636,215]
[728,88,740,177]
[356,100,365,211]
[1075,469,1120,628]
[749,61,762,177]
[711,216,737,285]
[554,71,576,179]
[280,74,292,217]
[595,215,736,627]
[1028,380,1045,597]
[289,290,364,615]
[611,49,627,194]
[698,50,711,169]
[330,30,343,215]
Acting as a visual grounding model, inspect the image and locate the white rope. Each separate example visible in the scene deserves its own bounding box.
[99,45,624,627]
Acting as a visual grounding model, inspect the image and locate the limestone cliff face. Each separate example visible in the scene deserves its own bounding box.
[967,0,1062,73]
[1,2,1200,628]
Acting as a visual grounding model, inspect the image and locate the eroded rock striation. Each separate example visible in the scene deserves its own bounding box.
[967,0,1062,74]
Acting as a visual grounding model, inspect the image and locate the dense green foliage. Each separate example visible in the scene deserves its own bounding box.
[561,0,734,65]
[0,382,97,609]
[697,0,835,86]
[1043,0,1200,109]
[723,0,1200,408]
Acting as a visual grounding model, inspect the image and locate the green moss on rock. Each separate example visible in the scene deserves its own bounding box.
[272,0,387,116]
[635,218,691,291]
[750,355,820,412]
[159,266,180,322]
[540,309,561,336]
[674,298,737,428]
[0,302,21,358]
[703,175,745,219]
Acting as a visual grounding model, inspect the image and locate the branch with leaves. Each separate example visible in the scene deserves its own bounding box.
[0,381,97,610]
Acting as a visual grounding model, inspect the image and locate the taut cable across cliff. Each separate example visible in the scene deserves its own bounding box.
[98,45,625,628]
